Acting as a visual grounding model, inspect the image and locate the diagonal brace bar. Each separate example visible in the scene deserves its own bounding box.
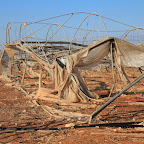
[89,73,144,123]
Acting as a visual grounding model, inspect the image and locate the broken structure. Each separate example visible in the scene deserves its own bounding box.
[0,12,144,121]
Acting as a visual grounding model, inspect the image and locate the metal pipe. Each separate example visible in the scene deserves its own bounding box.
[89,73,144,123]
[21,62,27,86]
[39,66,42,88]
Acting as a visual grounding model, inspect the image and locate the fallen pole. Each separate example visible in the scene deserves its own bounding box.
[89,73,144,123]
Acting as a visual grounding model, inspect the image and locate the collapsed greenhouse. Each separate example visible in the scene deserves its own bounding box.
[0,12,144,122]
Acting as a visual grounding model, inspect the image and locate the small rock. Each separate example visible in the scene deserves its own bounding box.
[65,123,75,128]
[78,117,81,120]
[118,127,122,131]
[71,119,74,122]
[67,118,71,121]
[48,118,52,120]
[133,118,136,121]
[93,101,97,104]
[23,110,26,113]
[113,129,117,132]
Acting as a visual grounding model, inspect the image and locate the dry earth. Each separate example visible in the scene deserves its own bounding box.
[0,68,144,143]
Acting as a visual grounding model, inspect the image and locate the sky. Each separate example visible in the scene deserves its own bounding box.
[0,0,144,49]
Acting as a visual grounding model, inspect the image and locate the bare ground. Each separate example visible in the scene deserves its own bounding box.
[0,68,144,143]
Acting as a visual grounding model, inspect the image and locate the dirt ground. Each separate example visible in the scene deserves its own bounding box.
[0,68,144,143]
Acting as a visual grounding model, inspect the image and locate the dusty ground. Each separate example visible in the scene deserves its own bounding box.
[0,67,144,143]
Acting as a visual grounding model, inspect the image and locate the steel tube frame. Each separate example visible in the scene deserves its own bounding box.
[89,73,144,123]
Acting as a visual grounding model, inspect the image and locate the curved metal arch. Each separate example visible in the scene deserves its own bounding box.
[29,11,134,28]
[68,12,109,51]
[19,23,49,63]
[45,13,73,43]
[28,12,98,25]
[45,23,69,43]
[19,22,53,43]
[6,22,20,44]
[121,27,144,40]
[20,23,41,44]
[19,23,33,42]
